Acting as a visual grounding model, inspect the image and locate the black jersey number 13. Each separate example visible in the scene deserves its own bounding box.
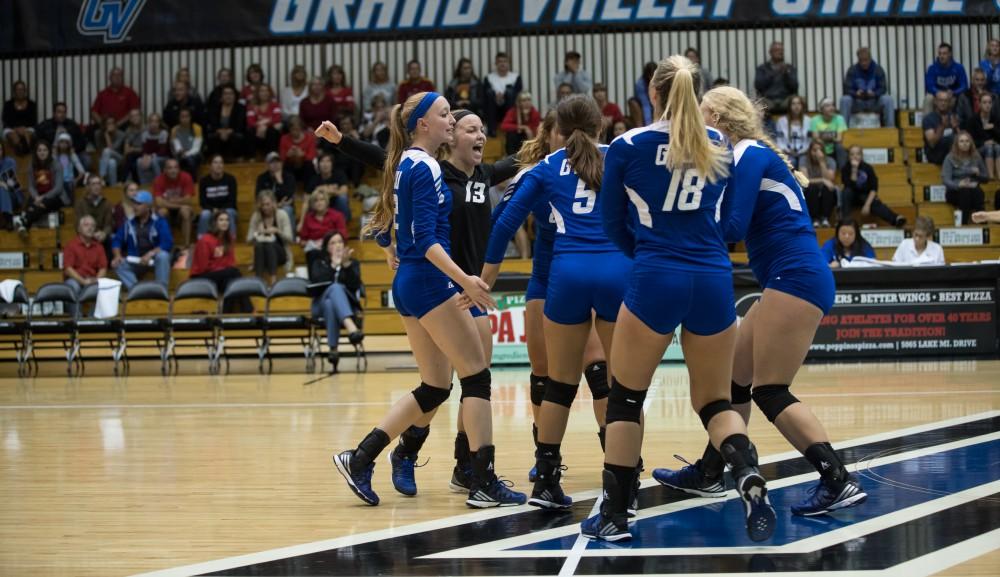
[465,182,487,204]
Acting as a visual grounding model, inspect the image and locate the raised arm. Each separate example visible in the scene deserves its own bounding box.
[315,120,388,169]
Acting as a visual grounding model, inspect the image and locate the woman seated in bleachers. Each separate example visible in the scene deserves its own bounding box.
[892,216,945,266]
[306,153,351,222]
[298,189,347,266]
[822,219,875,268]
[246,191,293,285]
[775,95,811,169]
[840,145,906,227]
[942,131,989,224]
[15,139,67,232]
[54,133,87,195]
[964,92,1000,180]
[190,210,246,312]
[308,231,363,373]
[803,141,838,227]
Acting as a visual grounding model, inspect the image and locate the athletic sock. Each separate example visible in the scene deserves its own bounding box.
[804,442,848,485]
[536,441,561,460]
[700,441,725,479]
[454,431,471,470]
[353,428,391,474]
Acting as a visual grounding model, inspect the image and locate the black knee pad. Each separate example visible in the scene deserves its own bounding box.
[544,378,578,408]
[732,381,752,404]
[411,382,450,413]
[530,373,547,407]
[606,378,646,424]
[459,368,492,402]
[698,399,732,429]
[584,361,610,400]
[752,384,799,423]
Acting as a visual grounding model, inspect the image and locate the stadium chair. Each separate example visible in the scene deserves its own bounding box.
[75,283,124,376]
[262,277,314,374]
[0,283,30,376]
[25,283,79,376]
[168,278,220,375]
[216,277,269,374]
[120,282,171,376]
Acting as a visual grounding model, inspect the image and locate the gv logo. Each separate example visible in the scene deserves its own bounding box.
[77,0,147,43]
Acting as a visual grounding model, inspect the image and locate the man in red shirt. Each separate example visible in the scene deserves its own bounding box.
[397,60,436,103]
[64,215,109,314]
[91,68,141,128]
[153,158,195,250]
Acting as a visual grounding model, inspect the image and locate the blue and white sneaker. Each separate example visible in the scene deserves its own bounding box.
[333,450,379,506]
[736,472,776,542]
[791,475,867,516]
[467,478,527,508]
[388,448,418,496]
[529,461,572,510]
[652,455,726,498]
[581,511,631,542]
[528,465,538,483]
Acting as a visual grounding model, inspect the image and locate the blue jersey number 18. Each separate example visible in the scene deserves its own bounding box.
[627,168,705,228]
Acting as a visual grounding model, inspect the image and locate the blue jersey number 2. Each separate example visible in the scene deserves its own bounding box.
[627,168,705,228]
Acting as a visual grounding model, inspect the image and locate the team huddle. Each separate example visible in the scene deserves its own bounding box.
[316,54,867,543]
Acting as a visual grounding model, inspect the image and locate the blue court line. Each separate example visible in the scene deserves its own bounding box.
[513,438,1000,551]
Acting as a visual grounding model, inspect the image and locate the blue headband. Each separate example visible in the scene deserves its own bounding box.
[406,92,441,133]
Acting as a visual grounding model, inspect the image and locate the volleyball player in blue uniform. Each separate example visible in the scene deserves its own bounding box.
[483,95,631,510]
[582,56,775,542]
[331,92,525,508]
[653,86,866,516]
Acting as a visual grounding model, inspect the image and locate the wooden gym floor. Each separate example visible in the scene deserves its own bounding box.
[0,357,997,577]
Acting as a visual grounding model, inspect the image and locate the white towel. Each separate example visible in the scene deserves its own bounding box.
[0,279,23,303]
[94,278,122,319]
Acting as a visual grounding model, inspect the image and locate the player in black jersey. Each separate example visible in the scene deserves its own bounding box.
[317,111,517,496]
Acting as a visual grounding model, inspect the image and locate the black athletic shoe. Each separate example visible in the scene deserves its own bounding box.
[736,471,776,542]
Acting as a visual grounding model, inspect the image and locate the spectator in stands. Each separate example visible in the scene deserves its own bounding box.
[981,39,1000,94]
[190,210,246,311]
[197,155,238,239]
[240,63,272,105]
[755,41,799,114]
[139,112,170,172]
[2,80,37,155]
[942,131,988,224]
[362,61,395,110]
[446,58,484,118]
[112,181,139,232]
[840,47,895,128]
[966,92,1000,179]
[299,77,336,133]
[809,97,848,167]
[551,82,574,111]
[256,152,297,226]
[170,108,203,176]
[359,92,390,148]
[957,68,997,125]
[307,153,350,222]
[153,158,195,250]
[96,116,125,186]
[552,51,592,96]
[35,102,87,161]
[593,83,624,142]
[308,231,364,371]
[397,60,435,104]
[925,43,968,108]
[298,189,347,265]
[823,219,875,267]
[163,81,205,129]
[247,191,293,284]
[207,67,236,111]
[280,115,317,184]
[326,65,356,120]
[91,68,140,128]
[803,141,838,227]
[205,85,247,162]
[111,190,172,289]
[684,47,714,95]
[840,145,906,227]
[74,174,114,253]
[63,215,108,305]
[484,52,522,136]
[611,119,630,140]
[14,140,66,232]
[501,92,541,155]
[634,61,657,126]
[924,90,961,165]
[892,215,945,266]
[775,94,811,168]
[165,67,201,103]
[120,110,149,185]
[281,65,309,120]
[54,133,87,194]
[246,84,283,158]
[0,141,23,230]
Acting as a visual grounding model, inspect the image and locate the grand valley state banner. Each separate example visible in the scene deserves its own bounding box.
[3,0,997,56]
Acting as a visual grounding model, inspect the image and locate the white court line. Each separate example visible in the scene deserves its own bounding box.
[130,411,1000,577]
[421,432,1000,559]
[557,497,601,577]
[2,389,996,411]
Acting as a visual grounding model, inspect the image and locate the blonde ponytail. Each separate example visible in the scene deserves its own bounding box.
[758,134,811,189]
[517,110,557,170]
